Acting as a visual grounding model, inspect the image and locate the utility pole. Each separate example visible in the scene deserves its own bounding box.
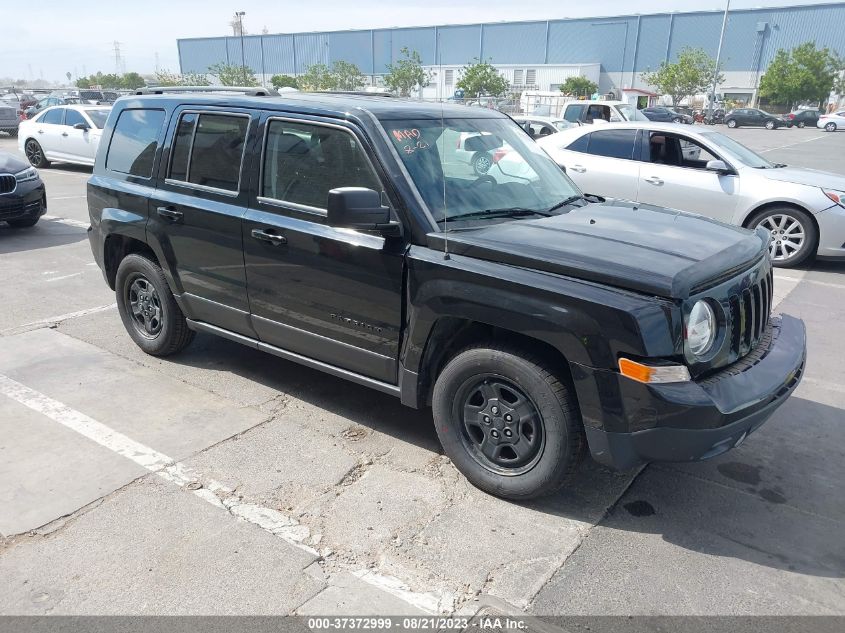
[707,0,730,121]
[235,11,247,85]
[113,41,123,76]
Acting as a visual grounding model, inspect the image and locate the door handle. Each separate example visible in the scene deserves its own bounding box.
[251,228,287,245]
[644,176,664,185]
[156,206,183,221]
[37,129,44,134]
[61,132,68,137]
[570,164,586,173]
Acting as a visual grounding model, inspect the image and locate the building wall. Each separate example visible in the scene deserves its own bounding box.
[178,2,845,95]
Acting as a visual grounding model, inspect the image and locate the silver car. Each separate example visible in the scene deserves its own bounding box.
[538,122,845,267]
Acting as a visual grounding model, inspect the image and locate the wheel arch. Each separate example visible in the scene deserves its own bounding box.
[741,200,820,259]
[103,234,158,290]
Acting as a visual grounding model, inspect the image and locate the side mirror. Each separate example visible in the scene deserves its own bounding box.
[327,187,395,233]
[73,122,89,130]
[706,159,731,174]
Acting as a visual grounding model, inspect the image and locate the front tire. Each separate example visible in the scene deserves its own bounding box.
[472,152,493,176]
[115,253,195,356]
[765,120,776,130]
[825,122,837,132]
[727,119,738,128]
[797,121,806,128]
[748,207,818,268]
[24,139,50,168]
[432,345,584,500]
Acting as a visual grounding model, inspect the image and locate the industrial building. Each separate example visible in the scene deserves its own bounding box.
[177,2,845,104]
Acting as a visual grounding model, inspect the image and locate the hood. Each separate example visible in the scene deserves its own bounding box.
[0,152,29,174]
[428,200,767,299]
[754,165,845,190]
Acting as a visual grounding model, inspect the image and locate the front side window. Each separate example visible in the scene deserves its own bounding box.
[65,109,86,127]
[381,116,582,225]
[261,119,381,210]
[42,108,64,125]
[587,129,637,160]
[167,112,249,192]
[106,108,165,178]
[644,132,718,168]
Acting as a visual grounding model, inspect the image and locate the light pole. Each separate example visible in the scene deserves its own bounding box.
[235,11,246,85]
[707,0,730,121]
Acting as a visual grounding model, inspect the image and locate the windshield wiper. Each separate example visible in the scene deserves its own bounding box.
[442,207,551,223]
[546,195,586,213]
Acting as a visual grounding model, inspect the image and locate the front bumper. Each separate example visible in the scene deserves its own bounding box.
[571,314,806,471]
[0,179,46,222]
[816,203,845,260]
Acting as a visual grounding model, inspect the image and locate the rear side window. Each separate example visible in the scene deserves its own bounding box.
[167,112,249,192]
[586,129,637,160]
[261,119,381,211]
[42,108,64,125]
[106,109,165,178]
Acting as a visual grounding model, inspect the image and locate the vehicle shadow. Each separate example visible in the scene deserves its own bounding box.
[0,220,86,254]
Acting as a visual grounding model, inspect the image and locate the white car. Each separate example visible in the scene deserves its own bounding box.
[817,111,845,132]
[18,105,111,168]
[558,100,649,125]
[512,115,577,139]
[538,121,845,267]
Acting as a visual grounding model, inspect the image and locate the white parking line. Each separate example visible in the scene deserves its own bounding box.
[1,303,117,335]
[42,215,89,229]
[774,273,845,291]
[0,373,453,613]
[759,135,826,153]
[44,272,82,282]
[50,195,88,200]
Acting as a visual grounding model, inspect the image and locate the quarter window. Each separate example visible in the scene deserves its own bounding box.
[565,134,590,153]
[261,120,381,211]
[106,109,165,178]
[587,129,637,160]
[167,112,249,192]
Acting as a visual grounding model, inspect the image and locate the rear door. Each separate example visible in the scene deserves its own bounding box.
[147,107,258,336]
[564,128,640,200]
[242,114,404,383]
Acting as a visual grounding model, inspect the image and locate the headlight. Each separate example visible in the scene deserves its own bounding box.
[687,300,716,357]
[823,188,845,208]
[15,167,38,183]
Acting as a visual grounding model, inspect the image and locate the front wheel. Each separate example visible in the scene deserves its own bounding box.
[726,119,738,128]
[825,122,837,132]
[765,120,776,130]
[432,345,584,500]
[472,152,493,176]
[797,121,806,128]
[115,253,195,356]
[749,207,818,268]
[24,139,50,168]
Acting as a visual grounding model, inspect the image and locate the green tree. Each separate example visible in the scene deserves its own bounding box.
[641,47,723,106]
[759,42,840,107]
[121,72,146,89]
[75,77,93,89]
[559,76,598,97]
[270,74,299,89]
[153,69,210,87]
[299,63,336,91]
[383,47,432,97]
[208,62,258,86]
[456,58,510,98]
[331,60,365,91]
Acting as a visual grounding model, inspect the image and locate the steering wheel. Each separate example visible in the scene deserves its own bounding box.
[470,175,497,189]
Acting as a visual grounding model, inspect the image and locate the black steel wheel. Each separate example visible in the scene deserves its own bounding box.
[24,139,49,168]
[432,345,584,500]
[115,253,194,356]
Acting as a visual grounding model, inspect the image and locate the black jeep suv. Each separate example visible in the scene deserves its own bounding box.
[87,89,806,500]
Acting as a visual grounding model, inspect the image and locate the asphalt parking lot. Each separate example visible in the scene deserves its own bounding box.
[0,124,844,617]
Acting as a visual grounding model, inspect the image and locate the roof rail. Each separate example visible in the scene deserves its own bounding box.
[134,86,279,97]
[317,90,395,97]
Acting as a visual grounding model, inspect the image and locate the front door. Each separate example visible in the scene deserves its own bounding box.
[62,109,98,164]
[635,130,738,221]
[147,107,257,336]
[242,115,404,384]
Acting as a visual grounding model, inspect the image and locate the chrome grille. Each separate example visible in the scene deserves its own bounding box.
[0,174,15,194]
[728,267,773,357]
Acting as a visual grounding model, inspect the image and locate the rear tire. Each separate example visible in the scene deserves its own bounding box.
[748,206,818,268]
[432,344,584,500]
[824,122,837,132]
[765,120,776,130]
[115,253,195,356]
[727,119,737,128]
[472,152,493,176]
[24,139,50,168]
[797,121,806,128]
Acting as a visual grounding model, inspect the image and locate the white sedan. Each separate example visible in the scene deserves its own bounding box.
[537,121,845,267]
[18,105,110,168]
[817,111,845,132]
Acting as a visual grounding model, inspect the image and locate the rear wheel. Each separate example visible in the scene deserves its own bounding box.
[472,152,493,176]
[824,122,837,132]
[748,207,818,268]
[24,139,49,168]
[115,253,194,356]
[726,119,738,128]
[765,120,776,130]
[797,121,806,128]
[432,345,584,500]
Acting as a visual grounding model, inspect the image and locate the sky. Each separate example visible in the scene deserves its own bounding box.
[0,0,837,82]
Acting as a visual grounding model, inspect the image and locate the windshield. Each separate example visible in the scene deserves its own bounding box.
[698,131,774,168]
[85,109,109,128]
[382,117,582,226]
[617,104,649,121]
[552,120,574,131]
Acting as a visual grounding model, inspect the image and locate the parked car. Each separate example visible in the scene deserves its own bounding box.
[86,90,806,500]
[724,108,785,129]
[0,151,47,227]
[1,91,37,110]
[817,111,845,132]
[0,102,21,137]
[559,100,649,125]
[18,105,111,168]
[25,96,81,119]
[640,106,694,124]
[512,115,577,139]
[783,109,822,128]
[538,122,845,267]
